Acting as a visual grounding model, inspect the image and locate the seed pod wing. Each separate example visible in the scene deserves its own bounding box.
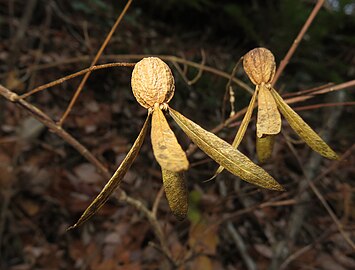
[270,88,339,160]
[151,106,189,172]
[162,169,188,220]
[210,88,258,180]
[169,108,284,191]
[68,114,151,229]
[257,84,281,138]
[256,135,275,163]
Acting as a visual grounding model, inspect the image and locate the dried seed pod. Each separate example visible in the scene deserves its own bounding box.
[131,57,175,108]
[256,135,275,163]
[162,169,188,220]
[243,48,276,85]
[256,84,281,138]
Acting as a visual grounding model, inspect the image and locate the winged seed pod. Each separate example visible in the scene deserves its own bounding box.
[246,48,338,160]
[211,47,339,180]
[70,57,284,229]
[69,57,189,228]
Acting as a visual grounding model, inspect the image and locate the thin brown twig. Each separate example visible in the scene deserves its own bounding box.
[13,54,254,95]
[0,84,110,179]
[279,228,333,270]
[282,80,355,105]
[119,192,174,264]
[272,0,325,85]
[19,62,135,99]
[187,49,206,85]
[222,57,243,120]
[308,181,355,250]
[58,0,134,126]
[152,186,165,218]
[281,82,334,98]
[312,144,355,183]
[185,79,354,157]
[293,101,355,111]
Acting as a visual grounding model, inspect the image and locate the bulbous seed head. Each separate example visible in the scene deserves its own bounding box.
[243,48,276,85]
[131,57,175,109]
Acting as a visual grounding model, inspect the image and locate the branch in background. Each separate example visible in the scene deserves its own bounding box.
[218,180,256,270]
[270,90,350,269]
[19,62,135,99]
[58,0,134,126]
[7,54,255,95]
[0,84,176,266]
[272,0,325,85]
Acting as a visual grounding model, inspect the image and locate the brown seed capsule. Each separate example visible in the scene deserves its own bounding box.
[243,48,276,85]
[131,57,175,109]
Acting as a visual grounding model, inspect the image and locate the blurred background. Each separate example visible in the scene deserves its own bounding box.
[0,0,354,269]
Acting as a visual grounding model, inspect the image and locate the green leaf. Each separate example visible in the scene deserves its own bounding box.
[68,114,151,229]
[270,88,339,160]
[210,88,258,180]
[151,105,189,172]
[162,169,188,220]
[169,107,284,191]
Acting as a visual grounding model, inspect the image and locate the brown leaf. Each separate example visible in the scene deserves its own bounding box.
[151,105,189,172]
[162,169,188,220]
[169,107,284,191]
[256,84,281,138]
[68,114,151,229]
[271,88,339,160]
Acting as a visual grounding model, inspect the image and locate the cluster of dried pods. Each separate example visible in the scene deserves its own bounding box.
[70,49,338,228]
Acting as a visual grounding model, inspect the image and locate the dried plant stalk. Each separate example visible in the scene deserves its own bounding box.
[151,105,189,172]
[162,169,188,220]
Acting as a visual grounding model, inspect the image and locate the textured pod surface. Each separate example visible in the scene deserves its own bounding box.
[270,88,339,160]
[256,135,275,163]
[212,88,258,179]
[243,47,276,85]
[169,108,284,191]
[162,169,188,220]
[151,105,189,172]
[131,57,175,108]
[257,84,281,138]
